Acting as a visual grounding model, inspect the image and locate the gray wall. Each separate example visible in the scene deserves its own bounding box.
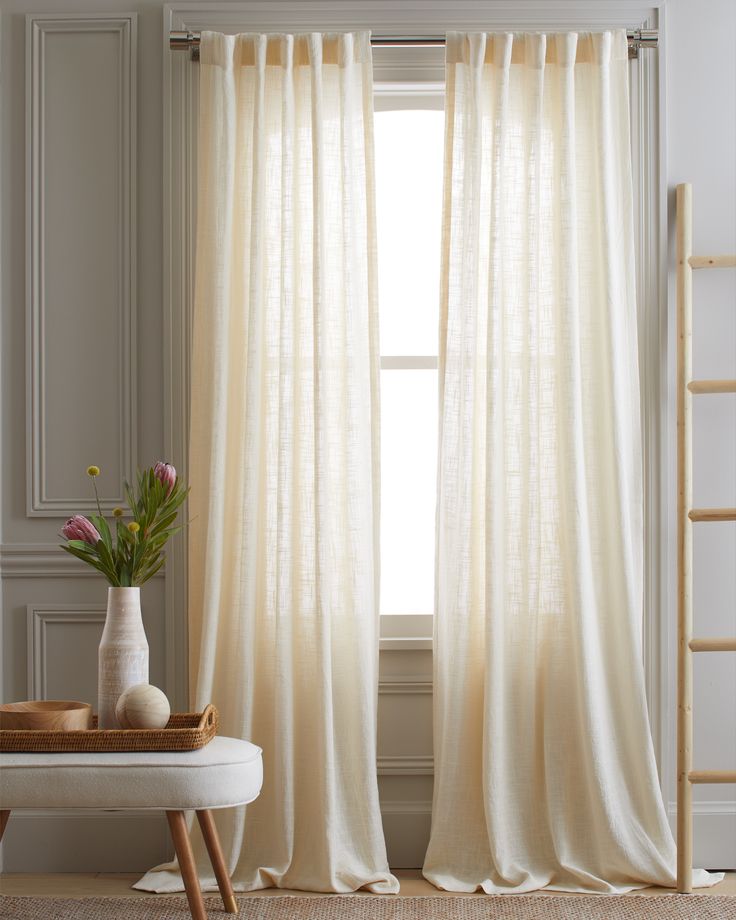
[0,0,734,873]
[665,0,736,868]
[0,0,170,871]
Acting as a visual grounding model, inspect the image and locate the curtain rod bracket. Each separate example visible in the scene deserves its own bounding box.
[628,29,658,59]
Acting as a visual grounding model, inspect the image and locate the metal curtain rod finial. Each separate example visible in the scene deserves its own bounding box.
[169,29,658,60]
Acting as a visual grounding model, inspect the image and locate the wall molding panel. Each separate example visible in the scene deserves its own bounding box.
[378,678,432,695]
[25,14,137,517]
[667,802,736,869]
[0,811,168,874]
[378,755,434,776]
[27,604,106,699]
[380,800,433,816]
[380,801,432,868]
[1,543,98,578]
[0,544,164,579]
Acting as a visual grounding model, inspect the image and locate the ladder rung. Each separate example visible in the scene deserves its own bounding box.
[688,508,736,522]
[689,637,736,652]
[689,770,736,784]
[687,379,736,394]
[688,254,736,269]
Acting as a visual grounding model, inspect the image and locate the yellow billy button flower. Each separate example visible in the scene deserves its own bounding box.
[127,522,140,534]
[87,465,100,477]
[112,507,124,518]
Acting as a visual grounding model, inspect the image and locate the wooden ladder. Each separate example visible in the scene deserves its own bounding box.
[676,182,736,893]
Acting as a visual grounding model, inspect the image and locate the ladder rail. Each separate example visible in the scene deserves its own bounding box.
[689,771,736,784]
[688,508,736,522]
[687,380,736,394]
[688,255,736,269]
[676,182,694,894]
[689,637,736,653]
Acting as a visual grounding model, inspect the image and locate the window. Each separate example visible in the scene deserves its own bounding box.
[168,26,660,667]
[374,98,444,620]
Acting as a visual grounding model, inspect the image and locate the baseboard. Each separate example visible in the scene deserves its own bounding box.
[668,801,736,870]
[1,810,170,873]
[2,805,432,873]
[4,801,732,874]
[381,801,432,869]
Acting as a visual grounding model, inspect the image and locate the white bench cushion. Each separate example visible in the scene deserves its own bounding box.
[0,736,263,810]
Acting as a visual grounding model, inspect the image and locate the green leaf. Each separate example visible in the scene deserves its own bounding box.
[165,485,189,512]
[117,519,131,540]
[135,554,166,586]
[149,510,178,537]
[96,539,117,579]
[60,544,118,584]
[65,539,98,556]
[124,480,139,518]
[60,543,95,564]
[146,532,172,552]
[91,514,113,554]
[130,538,142,577]
[116,521,133,574]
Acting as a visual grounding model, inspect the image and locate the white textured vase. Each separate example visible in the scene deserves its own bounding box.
[98,587,149,728]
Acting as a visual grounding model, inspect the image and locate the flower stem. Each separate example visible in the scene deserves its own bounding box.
[91,478,104,521]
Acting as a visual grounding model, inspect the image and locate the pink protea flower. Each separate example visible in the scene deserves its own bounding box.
[153,461,177,496]
[62,515,101,546]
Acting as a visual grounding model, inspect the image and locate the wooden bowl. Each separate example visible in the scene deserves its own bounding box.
[0,700,93,731]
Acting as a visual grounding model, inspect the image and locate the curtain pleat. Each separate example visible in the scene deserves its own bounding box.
[137,30,397,895]
[424,30,720,894]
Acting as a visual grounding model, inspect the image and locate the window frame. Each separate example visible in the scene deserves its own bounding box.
[374,89,443,635]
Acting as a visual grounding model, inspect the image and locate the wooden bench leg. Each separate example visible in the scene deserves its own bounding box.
[166,810,208,920]
[196,809,238,913]
[0,810,10,842]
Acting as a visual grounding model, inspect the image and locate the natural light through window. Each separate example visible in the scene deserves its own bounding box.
[375,107,444,616]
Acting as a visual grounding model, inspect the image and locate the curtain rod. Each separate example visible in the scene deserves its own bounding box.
[170,29,658,59]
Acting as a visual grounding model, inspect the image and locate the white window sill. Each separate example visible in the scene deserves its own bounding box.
[379,636,432,650]
[380,613,432,650]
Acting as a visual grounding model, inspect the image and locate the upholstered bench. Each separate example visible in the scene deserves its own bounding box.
[0,736,263,920]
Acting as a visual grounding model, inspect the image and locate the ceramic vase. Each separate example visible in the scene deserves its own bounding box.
[98,587,149,728]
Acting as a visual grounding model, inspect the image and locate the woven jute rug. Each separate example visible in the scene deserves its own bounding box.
[1,895,734,920]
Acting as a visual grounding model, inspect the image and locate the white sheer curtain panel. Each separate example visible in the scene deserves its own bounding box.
[137,30,397,894]
[424,30,721,893]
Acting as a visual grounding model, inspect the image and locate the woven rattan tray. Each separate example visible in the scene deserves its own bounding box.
[0,703,218,753]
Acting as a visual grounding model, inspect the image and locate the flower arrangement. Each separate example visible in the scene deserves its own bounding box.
[60,462,188,586]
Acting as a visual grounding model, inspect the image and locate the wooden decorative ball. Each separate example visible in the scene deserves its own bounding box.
[115,683,171,730]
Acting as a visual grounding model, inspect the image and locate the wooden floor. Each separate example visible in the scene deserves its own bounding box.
[1,870,734,898]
